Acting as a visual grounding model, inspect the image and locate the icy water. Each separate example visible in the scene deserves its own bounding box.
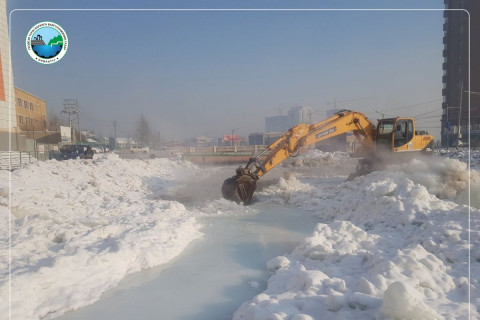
[57,202,322,320]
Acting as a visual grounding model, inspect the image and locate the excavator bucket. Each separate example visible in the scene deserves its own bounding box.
[221,170,257,205]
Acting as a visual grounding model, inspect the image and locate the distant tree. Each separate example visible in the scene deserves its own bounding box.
[135,114,151,145]
[150,130,162,147]
[47,112,60,131]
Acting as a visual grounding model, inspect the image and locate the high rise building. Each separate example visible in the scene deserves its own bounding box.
[0,0,17,144]
[265,115,289,132]
[441,0,480,147]
[288,106,313,127]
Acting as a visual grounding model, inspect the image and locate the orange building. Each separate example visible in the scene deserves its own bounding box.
[14,87,47,132]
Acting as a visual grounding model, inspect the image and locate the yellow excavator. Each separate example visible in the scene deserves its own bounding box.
[221,110,434,204]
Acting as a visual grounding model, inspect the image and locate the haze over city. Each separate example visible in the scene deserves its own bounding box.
[8,0,444,141]
[3,1,480,320]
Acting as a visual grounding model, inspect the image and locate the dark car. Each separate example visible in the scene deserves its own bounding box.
[60,144,94,160]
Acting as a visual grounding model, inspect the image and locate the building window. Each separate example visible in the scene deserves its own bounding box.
[18,115,23,124]
[17,98,21,106]
[24,100,28,109]
[25,117,30,124]
[30,102,33,110]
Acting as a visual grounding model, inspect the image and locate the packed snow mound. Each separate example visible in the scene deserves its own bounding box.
[0,154,207,320]
[235,154,479,320]
[380,281,442,320]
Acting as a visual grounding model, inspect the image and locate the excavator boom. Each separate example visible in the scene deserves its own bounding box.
[221,110,375,204]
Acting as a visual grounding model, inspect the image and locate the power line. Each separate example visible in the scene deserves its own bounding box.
[412,108,442,118]
[416,115,442,120]
[81,109,112,124]
[61,99,79,143]
[376,98,442,112]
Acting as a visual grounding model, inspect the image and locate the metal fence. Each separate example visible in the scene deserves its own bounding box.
[187,145,268,155]
[0,151,36,170]
[0,150,63,170]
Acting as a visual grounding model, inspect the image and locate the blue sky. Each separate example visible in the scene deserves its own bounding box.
[32,27,60,44]
[7,1,445,141]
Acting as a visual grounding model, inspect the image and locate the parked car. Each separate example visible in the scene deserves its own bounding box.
[91,144,107,153]
[60,144,94,160]
[130,145,149,154]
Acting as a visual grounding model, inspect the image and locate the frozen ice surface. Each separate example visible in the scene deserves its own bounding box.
[56,203,322,320]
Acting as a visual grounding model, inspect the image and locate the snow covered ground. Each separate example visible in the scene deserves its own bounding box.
[0,154,213,319]
[234,149,480,320]
[1,149,479,319]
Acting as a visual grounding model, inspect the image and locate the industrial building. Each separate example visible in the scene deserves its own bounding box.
[441,0,480,147]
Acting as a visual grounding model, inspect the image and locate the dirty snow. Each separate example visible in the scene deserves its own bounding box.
[1,149,479,320]
[234,150,479,320]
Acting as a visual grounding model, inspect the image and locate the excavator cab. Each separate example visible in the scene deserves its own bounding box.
[376,117,432,153]
[375,119,395,152]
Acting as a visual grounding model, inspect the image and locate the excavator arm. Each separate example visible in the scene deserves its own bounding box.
[221,110,376,204]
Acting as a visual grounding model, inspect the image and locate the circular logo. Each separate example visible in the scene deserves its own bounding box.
[26,21,68,64]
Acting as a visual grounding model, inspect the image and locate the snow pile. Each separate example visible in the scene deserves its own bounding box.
[436,148,480,168]
[386,157,480,202]
[0,154,205,319]
[278,150,479,207]
[234,156,479,319]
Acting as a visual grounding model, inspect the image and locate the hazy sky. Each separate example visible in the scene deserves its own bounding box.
[8,0,445,141]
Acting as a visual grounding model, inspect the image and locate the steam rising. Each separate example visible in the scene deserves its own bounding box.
[386,156,479,201]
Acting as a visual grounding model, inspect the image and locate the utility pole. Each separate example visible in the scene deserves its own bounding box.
[375,111,385,119]
[231,128,239,146]
[457,81,463,147]
[61,99,79,143]
[113,120,117,149]
[446,104,460,150]
[76,99,81,143]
